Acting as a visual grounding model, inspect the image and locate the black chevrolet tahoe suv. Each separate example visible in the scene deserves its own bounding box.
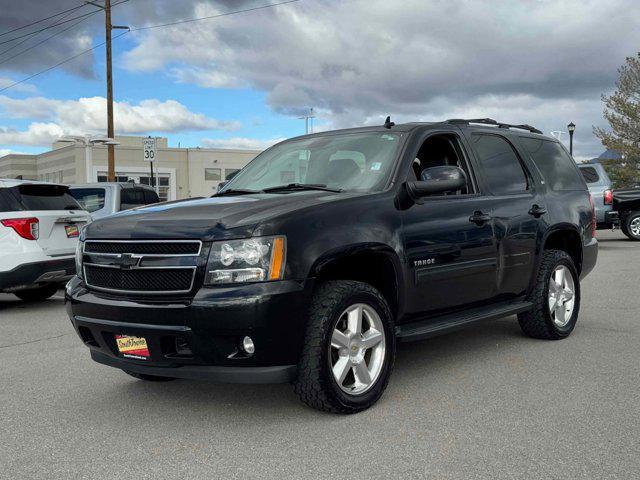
[66,118,598,413]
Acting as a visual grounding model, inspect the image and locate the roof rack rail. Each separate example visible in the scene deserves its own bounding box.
[446,118,542,134]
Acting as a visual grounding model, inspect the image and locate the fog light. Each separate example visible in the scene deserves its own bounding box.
[241,336,255,355]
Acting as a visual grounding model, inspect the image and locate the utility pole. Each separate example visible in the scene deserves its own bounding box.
[105,0,115,181]
[86,0,128,181]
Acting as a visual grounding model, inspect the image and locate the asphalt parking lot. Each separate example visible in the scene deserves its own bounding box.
[1,229,638,479]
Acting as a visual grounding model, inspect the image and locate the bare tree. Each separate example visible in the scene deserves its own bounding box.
[594,53,640,188]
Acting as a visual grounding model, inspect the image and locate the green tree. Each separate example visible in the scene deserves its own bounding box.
[594,53,640,188]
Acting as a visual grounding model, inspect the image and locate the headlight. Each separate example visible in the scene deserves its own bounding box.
[205,236,286,285]
[75,240,84,279]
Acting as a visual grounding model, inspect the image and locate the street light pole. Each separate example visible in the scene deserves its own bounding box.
[567,122,576,156]
[298,108,316,134]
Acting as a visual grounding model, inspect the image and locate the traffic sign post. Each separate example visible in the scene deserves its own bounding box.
[143,137,158,193]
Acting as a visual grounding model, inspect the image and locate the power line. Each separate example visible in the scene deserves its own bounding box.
[129,0,301,31]
[0,9,103,46]
[0,2,89,38]
[0,0,126,62]
[0,0,302,94]
[0,11,100,66]
[0,30,129,94]
[0,6,94,59]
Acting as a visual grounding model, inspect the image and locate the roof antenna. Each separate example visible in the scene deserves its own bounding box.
[384,116,395,129]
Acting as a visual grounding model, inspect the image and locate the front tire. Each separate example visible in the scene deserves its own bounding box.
[621,211,640,241]
[294,280,396,414]
[518,249,580,340]
[13,284,59,302]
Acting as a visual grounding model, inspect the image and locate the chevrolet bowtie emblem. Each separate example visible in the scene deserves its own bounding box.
[113,253,141,269]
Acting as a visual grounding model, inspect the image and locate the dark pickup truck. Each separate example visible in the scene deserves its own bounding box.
[66,118,597,413]
[613,189,640,240]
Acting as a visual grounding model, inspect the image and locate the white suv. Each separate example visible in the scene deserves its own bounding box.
[0,179,91,301]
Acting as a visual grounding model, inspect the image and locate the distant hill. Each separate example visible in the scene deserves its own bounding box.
[590,149,621,163]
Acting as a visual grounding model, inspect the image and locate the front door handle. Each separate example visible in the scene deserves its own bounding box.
[469,211,492,225]
[528,204,547,218]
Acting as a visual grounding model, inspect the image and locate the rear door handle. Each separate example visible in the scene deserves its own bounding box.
[528,204,547,218]
[469,211,492,225]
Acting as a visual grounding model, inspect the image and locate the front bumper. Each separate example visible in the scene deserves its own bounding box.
[0,257,75,291]
[66,277,313,383]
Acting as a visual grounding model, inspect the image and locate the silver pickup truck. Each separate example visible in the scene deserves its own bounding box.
[69,182,160,220]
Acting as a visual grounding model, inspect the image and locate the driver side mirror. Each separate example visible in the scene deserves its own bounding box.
[406,165,467,198]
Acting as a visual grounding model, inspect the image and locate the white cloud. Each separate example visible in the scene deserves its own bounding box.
[0,95,241,146]
[0,78,37,94]
[120,0,640,158]
[0,123,64,147]
[201,136,285,150]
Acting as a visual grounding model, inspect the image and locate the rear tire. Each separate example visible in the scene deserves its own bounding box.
[124,371,177,382]
[294,280,396,414]
[14,284,59,302]
[621,211,640,241]
[518,249,580,340]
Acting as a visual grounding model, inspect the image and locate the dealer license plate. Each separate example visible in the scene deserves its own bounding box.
[65,224,79,238]
[115,335,150,360]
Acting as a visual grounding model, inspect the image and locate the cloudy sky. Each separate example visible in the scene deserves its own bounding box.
[1,0,639,159]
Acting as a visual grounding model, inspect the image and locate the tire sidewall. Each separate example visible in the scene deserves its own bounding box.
[321,288,395,410]
[544,255,580,337]
[14,284,59,302]
[624,212,640,240]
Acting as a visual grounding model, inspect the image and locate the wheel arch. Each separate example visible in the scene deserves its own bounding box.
[309,243,404,321]
[534,224,583,278]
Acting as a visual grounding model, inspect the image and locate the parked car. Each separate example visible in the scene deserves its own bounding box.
[0,179,90,301]
[66,118,597,413]
[69,182,160,220]
[577,163,618,229]
[613,188,640,241]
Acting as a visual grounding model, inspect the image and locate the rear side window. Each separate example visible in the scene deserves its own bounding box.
[70,188,106,213]
[0,185,81,212]
[520,138,586,191]
[0,189,23,212]
[143,189,159,204]
[471,134,528,194]
[120,188,145,210]
[578,166,600,184]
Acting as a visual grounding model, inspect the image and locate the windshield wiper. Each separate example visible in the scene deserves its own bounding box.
[262,183,343,193]
[213,188,261,197]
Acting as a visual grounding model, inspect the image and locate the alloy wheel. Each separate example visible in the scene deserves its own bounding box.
[329,303,386,395]
[630,217,640,237]
[548,265,575,327]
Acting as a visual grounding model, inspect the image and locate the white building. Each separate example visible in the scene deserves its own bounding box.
[0,136,262,201]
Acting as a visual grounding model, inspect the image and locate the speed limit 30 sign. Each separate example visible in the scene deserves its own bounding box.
[143,137,156,162]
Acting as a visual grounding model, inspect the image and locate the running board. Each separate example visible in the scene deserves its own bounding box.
[395,301,533,343]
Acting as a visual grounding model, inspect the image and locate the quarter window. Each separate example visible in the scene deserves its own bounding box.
[472,134,528,194]
[520,138,586,191]
[578,166,600,184]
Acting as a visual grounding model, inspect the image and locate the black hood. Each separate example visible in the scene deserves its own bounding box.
[83,191,354,240]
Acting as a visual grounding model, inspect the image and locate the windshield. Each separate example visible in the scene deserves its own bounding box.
[222,132,403,193]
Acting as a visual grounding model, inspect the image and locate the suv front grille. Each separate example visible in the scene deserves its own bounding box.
[83,240,202,295]
[84,241,201,255]
[85,265,195,293]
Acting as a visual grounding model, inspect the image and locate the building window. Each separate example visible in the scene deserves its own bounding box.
[205,168,221,181]
[224,168,240,180]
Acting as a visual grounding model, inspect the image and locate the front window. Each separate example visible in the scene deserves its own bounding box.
[222,132,403,193]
